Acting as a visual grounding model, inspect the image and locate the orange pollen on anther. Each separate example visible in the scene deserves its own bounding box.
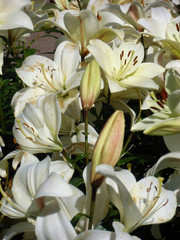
[47,66,50,71]
[160,88,168,101]
[128,50,131,57]
[133,60,138,66]
[26,137,33,141]
[6,192,12,198]
[23,123,30,128]
[147,182,153,192]
[97,14,102,21]
[8,178,13,189]
[163,199,169,206]
[133,56,138,62]
[51,69,56,72]
[37,67,42,73]
[13,138,17,144]
[157,101,164,109]
[124,59,127,65]
[153,196,160,201]
[120,50,124,60]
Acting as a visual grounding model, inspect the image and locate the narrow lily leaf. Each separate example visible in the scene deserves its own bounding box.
[91,111,124,187]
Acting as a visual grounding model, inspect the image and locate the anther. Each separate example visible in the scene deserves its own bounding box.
[133,56,138,62]
[97,13,102,21]
[176,23,180,32]
[133,60,138,66]
[163,199,169,206]
[147,182,153,192]
[128,50,131,57]
[23,123,30,128]
[37,67,42,73]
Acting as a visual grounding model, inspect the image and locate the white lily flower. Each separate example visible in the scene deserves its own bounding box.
[0,0,33,30]
[96,164,177,233]
[55,9,124,56]
[88,39,164,93]
[13,94,63,154]
[13,40,82,117]
[146,152,180,206]
[0,153,74,219]
[36,201,141,240]
[131,66,180,135]
[138,7,180,57]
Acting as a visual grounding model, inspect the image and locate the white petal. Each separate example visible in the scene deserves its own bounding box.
[54,41,80,80]
[36,202,77,240]
[11,87,46,117]
[76,230,114,240]
[96,164,142,231]
[35,172,73,198]
[2,222,35,240]
[11,157,50,211]
[147,152,180,176]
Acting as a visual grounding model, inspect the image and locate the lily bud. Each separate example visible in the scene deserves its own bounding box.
[91,110,125,188]
[80,59,101,110]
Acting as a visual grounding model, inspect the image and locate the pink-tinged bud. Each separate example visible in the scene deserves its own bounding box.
[91,110,125,188]
[80,59,101,110]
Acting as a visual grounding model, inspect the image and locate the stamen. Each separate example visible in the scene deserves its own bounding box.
[176,23,180,32]
[97,13,102,21]
[163,199,169,206]
[16,119,48,147]
[37,67,42,73]
[133,60,138,66]
[128,50,131,57]
[0,179,27,216]
[133,56,138,62]
[120,50,124,60]
[147,182,153,192]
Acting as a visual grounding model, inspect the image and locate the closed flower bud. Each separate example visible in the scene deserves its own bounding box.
[80,59,101,110]
[91,110,125,188]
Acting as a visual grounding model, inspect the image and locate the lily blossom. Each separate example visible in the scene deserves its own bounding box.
[55,9,124,56]
[88,39,164,93]
[0,0,33,31]
[13,40,82,117]
[96,164,177,233]
[131,65,180,135]
[13,94,63,154]
[0,153,74,219]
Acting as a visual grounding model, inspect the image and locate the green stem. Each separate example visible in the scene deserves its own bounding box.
[61,149,82,174]
[122,132,134,155]
[88,186,97,229]
[84,109,89,165]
